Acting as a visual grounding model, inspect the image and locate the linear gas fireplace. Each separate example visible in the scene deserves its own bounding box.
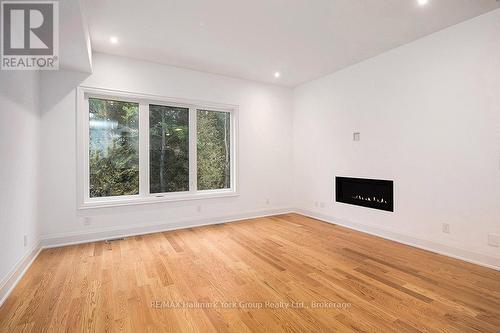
[335,177,393,212]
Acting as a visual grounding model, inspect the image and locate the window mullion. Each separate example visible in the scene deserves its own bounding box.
[139,103,150,197]
[189,107,197,193]
[82,95,91,202]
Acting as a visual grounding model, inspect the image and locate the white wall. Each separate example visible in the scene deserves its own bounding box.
[39,53,294,244]
[0,71,40,291]
[293,9,500,267]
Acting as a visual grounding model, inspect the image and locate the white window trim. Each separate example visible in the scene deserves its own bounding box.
[76,86,239,210]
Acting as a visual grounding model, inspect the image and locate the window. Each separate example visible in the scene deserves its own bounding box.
[89,98,139,197]
[78,88,237,208]
[197,110,231,190]
[149,105,189,193]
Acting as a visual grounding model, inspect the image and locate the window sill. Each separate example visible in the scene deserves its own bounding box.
[78,190,239,210]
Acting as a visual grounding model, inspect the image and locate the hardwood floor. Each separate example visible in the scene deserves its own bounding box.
[1,213,499,332]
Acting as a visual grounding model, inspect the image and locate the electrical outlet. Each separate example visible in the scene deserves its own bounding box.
[488,233,499,247]
[266,198,270,205]
[23,235,28,247]
[314,201,319,208]
[442,223,450,234]
[83,217,91,226]
[197,205,202,212]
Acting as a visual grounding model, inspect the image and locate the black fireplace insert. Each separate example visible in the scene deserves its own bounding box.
[335,177,393,212]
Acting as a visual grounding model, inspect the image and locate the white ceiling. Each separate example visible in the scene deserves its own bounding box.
[84,0,500,87]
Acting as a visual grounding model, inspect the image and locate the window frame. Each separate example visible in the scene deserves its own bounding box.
[77,86,239,209]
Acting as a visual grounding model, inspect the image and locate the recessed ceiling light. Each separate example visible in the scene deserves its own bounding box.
[417,0,429,6]
[110,36,119,44]
[274,72,281,78]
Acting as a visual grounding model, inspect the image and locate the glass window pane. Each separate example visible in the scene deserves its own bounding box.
[89,98,139,198]
[149,105,189,193]
[197,110,231,190]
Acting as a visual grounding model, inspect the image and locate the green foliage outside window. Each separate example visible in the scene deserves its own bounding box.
[197,110,231,190]
[89,98,139,197]
[149,105,189,193]
[88,98,231,199]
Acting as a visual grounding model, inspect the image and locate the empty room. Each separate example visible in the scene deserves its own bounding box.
[1,0,500,332]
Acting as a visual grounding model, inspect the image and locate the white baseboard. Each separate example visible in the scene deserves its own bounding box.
[40,207,294,248]
[0,242,42,307]
[295,209,500,271]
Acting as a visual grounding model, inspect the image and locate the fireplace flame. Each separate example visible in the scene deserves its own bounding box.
[351,195,387,204]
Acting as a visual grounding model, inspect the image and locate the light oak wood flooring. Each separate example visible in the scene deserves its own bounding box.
[1,213,499,332]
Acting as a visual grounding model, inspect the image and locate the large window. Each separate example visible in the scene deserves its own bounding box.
[79,88,237,208]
